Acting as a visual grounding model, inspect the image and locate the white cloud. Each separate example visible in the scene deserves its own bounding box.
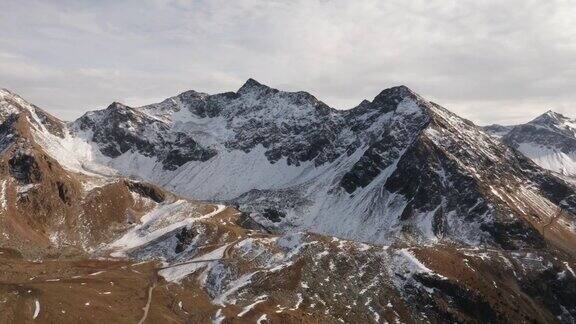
[0,0,575,124]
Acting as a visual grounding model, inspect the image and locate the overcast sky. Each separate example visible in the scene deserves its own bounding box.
[1,0,575,125]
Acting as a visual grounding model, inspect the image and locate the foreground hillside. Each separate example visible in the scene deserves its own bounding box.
[0,86,576,323]
[2,207,576,323]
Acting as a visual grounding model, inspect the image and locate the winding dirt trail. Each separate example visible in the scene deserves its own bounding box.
[138,270,158,324]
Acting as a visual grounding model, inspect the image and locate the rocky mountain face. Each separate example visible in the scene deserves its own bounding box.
[54,80,576,251]
[485,111,576,179]
[1,85,576,322]
[0,89,201,257]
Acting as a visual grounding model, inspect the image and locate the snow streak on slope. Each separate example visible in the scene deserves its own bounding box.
[108,201,225,257]
[158,243,229,283]
[518,142,576,177]
[113,146,321,200]
[33,128,119,179]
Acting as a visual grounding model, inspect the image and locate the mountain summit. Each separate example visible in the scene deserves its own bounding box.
[237,77,275,95]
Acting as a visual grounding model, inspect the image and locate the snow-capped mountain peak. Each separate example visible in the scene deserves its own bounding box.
[484,110,576,178]
[0,88,65,139]
[15,82,570,254]
[531,110,576,135]
[0,88,36,117]
[373,85,418,103]
[538,109,567,121]
[237,77,275,95]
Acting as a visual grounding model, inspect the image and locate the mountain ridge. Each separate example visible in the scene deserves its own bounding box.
[5,80,574,252]
[2,84,576,322]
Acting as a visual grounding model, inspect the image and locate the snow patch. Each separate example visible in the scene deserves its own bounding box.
[238,295,267,317]
[0,180,7,210]
[33,299,40,319]
[159,244,229,283]
[517,142,576,177]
